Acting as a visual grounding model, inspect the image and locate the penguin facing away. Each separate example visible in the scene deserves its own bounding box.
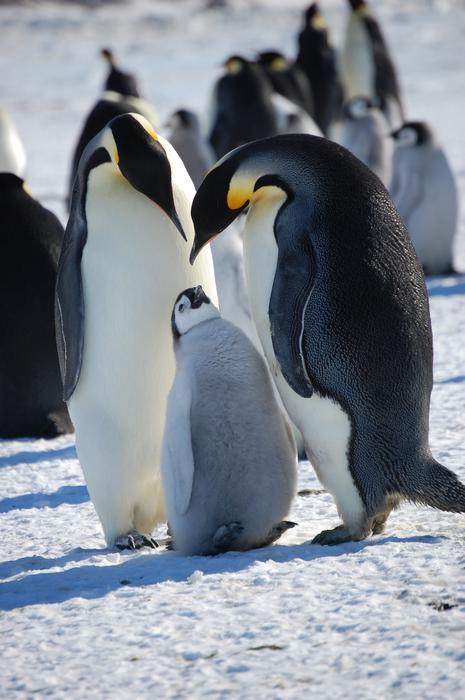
[338,96,392,187]
[56,113,217,549]
[164,108,215,189]
[190,133,465,545]
[295,3,344,135]
[390,121,458,275]
[341,0,404,127]
[101,48,140,98]
[0,174,72,438]
[163,286,297,555]
[0,110,26,178]
[209,55,278,159]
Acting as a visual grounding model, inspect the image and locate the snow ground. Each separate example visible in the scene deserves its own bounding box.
[1,1,465,698]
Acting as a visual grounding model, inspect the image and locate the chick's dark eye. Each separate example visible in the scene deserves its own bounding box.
[178,303,185,313]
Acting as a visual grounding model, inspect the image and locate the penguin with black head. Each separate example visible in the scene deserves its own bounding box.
[190,133,465,545]
[257,50,314,117]
[101,48,140,98]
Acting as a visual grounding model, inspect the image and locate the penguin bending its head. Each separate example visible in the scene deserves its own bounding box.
[295,3,343,135]
[0,174,72,438]
[338,95,393,186]
[256,50,314,117]
[162,286,297,555]
[190,133,465,545]
[390,121,458,275]
[56,113,217,548]
[101,47,140,98]
[209,54,278,159]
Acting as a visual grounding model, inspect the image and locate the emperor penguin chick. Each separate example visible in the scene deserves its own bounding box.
[390,121,458,275]
[162,286,297,556]
[190,133,465,545]
[56,113,217,549]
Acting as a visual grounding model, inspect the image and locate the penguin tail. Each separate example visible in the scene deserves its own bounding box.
[402,459,465,513]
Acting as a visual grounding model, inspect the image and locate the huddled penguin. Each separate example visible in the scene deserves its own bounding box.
[190,133,465,545]
[209,55,278,159]
[256,50,314,117]
[101,47,140,98]
[56,113,217,549]
[390,121,458,275]
[162,286,297,555]
[0,173,71,438]
[341,0,404,127]
[296,3,344,135]
[272,92,322,138]
[164,108,215,189]
[338,96,392,186]
[0,110,26,178]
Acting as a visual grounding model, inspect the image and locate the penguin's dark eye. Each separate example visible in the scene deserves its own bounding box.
[178,303,185,313]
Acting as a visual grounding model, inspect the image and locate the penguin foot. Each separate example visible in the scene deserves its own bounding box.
[260,520,298,547]
[312,524,369,546]
[212,522,244,553]
[114,531,159,551]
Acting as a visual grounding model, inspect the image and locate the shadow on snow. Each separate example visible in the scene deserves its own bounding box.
[0,534,444,611]
[427,274,465,297]
[0,445,77,468]
[0,484,89,514]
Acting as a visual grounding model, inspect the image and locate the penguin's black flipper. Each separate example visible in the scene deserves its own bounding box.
[56,146,111,401]
[269,215,315,398]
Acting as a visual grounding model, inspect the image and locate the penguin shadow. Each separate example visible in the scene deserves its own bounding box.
[0,444,76,468]
[0,533,445,612]
[427,273,465,297]
[0,483,89,515]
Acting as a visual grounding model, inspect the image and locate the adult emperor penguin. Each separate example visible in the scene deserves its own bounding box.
[0,174,71,438]
[164,108,215,189]
[338,96,392,187]
[101,47,140,98]
[162,286,297,555]
[256,51,314,117]
[296,3,344,135]
[56,113,217,549]
[190,133,465,545]
[68,90,158,206]
[0,110,26,178]
[390,121,458,275]
[209,55,278,159]
[341,0,404,128]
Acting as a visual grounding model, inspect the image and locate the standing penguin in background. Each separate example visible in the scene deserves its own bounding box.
[163,286,297,555]
[164,108,215,189]
[209,55,278,159]
[338,96,392,187]
[190,134,465,545]
[0,110,26,178]
[101,48,140,98]
[391,121,458,275]
[56,113,217,549]
[296,3,344,135]
[341,0,404,127]
[256,51,315,118]
[0,173,71,438]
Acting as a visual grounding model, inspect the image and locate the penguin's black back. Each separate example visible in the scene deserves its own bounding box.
[209,63,278,159]
[253,135,432,510]
[105,67,140,98]
[0,175,70,437]
[362,15,403,118]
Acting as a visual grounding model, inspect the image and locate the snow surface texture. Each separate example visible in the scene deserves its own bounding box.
[1,0,465,698]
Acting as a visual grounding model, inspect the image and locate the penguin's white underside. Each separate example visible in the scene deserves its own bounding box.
[243,190,365,525]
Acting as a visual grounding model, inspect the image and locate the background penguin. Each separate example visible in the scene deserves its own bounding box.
[208,55,278,159]
[341,0,404,128]
[390,121,458,275]
[0,173,72,438]
[190,133,465,545]
[162,285,297,556]
[295,3,344,135]
[0,110,26,178]
[337,95,392,186]
[101,47,140,98]
[256,50,314,117]
[163,108,215,189]
[56,113,217,549]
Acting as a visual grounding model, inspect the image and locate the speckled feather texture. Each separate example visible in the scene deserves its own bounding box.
[1,1,465,698]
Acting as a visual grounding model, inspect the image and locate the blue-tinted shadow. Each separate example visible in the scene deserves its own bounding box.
[0,445,77,468]
[0,484,88,514]
[427,275,465,297]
